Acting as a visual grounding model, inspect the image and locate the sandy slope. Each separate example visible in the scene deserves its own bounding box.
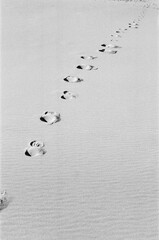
[1,1,158,239]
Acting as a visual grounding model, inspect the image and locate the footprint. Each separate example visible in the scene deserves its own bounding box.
[0,190,9,211]
[98,49,117,54]
[132,23,139,28]
[80,56,97,60]
[61,91,78,100]
[105,49,118,54]
[99,49,105,52]
[63,76,83,83]
[40,111,61,125]
[115,34,122,38]
[25,140,46,157]
[107,44,121,49]
[101,44,107,47]
[101,44,121,49]
[76,65,98,70]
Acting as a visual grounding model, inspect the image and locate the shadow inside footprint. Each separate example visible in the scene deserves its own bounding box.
[76,65,98,70]
[61,91,78,100]
[63,76,83,83]
[99,49,117,54]
[80,56,97,60]
[40,111,61,125]
[25,140,46,157]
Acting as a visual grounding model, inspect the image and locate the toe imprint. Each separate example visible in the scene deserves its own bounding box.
[29,140,44,148]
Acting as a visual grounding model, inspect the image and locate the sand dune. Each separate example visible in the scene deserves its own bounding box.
[1,0,158,239]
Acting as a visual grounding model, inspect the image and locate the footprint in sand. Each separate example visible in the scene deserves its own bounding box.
[25,140,46,157]
[61,91,78,100]
[0,190,9,211]
[98,49,117,54]
[115,34,122,38]
[98,49,106,52]
[132,23,139,28]
[40,111,61,125]
[118,28,125,33]
[76,65,98,70]
[80,56,97,60]
[101,44,121,49]
[63,76,83,83]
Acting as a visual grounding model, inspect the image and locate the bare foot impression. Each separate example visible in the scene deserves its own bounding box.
[98,49,117,54]
[76,65,98,70]
[0,190,9,211]
[25,140,46,157]
[80,56,97,60]
[61,91,78,100]
[98,49,106,52]
[63,76,83,83]
[40,111,61,125]
[101,44,121,49]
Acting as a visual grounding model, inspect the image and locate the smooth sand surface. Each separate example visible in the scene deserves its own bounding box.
[1,0,158,239]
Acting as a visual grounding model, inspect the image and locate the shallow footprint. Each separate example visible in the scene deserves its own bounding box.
[63,76,83,83]
[40,111,61,125]
[101,44,121,49]
[105,49,118,54]
[80,55,97,60]
[61,91,78,100]
[98,49,117,54]
[76,65,98,70]
[106,44,121,49]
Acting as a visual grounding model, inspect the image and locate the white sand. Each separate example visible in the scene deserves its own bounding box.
[1,0,158,239]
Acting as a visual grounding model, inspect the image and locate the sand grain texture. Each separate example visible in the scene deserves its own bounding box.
[1,0,158,239]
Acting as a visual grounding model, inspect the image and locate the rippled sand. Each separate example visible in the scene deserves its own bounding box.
[1,0,158,239]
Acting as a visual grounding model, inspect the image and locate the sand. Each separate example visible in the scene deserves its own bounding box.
[0,0,158,239]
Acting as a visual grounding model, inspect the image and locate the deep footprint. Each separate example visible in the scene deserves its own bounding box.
[80,56,97,60]
[63,76,83,83]
[25,140,46,157]
[40,111,61,125]
[61,91,78,100]
[76,65,98,70]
